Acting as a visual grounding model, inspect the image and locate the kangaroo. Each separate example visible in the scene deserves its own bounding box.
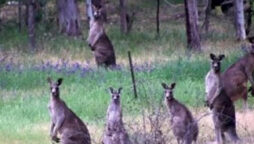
[162,82,198,144]
[103,87,130,144]
[205,54,240,144]
[47,78,91,144]
[222,45,254,109]
[205,53,225,108]
[87,5,116,68]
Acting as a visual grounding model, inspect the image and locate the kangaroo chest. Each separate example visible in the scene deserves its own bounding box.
[107,104,122,124]
[108,111,121,122]
[206,71,219,97]
[48,100,63,123]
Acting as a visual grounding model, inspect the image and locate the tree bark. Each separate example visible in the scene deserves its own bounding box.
[28,1,36,51]
[18,0,22,32]
[203,0,211,32]
[57,0,81,36]
[184,0,201,51]
[234,0,246,40]
[86,0,94,24]
[156,0,160,35]
[119,0,128,34]
[246,0,253,36]
[25,3,29,26]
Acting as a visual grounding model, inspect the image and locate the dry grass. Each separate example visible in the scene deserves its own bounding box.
[88,108,254,144]
[1,106,253,144]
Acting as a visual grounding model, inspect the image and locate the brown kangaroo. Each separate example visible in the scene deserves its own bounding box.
[47,78,91,144]
[206,54,239,144]
[162,82,198,144]
[103,87,131,144]
[222,45,254,109]
[87,5,116,68]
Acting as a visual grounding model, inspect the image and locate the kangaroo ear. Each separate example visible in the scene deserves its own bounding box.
[57,78,63,86]
[109,87,114,94]
[47,77,52,84]
[170,83,176,89]
[118,87,122,94]
[161,83,168,89]
[219,54,225,61]
[210,53,216,60]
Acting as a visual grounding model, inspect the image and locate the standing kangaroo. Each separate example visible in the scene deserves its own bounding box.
[87,5,116,68]
[103,87,130,144]
[205,53,225,108]
[47,78,91,144]
[162,82,198,144]
[222,45,254,109]
[206,54,239,144]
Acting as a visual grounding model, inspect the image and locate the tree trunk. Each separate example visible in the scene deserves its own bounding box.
[18,0,22,32]
[57,0,81,36]
[184,0,201,51]
[86,0,94,24]
[246,0,253,36]
[234,0,246,40]
[28,1,36,51]
[156,0,160,35]
[119,0,128,34]
[203,0,211,32]
[25,3,29,26]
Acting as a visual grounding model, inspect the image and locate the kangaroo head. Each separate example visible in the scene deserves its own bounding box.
[210,53,225,73]
[161,82,176,101]
[92,5,103,20]
[109,87,122,103]
[47,77,63,97]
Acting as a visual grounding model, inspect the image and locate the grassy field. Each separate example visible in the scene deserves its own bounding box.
[1,1,254,144]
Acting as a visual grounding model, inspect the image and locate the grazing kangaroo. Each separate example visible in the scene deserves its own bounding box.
[87,5,116,68]
[205,54,239,144]
[47,78,91,144]
[222,45,254,109]
[103,87,131,144]
[205,53,225,108]
[162,82,198,144]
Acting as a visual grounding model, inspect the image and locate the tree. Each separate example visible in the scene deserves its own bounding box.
[184,0,201,51]
[57,0,81,36]
[86,0,94,25]
[156,0,160,35]
[202,0,211,32]
[119,0,128,34]
[234,0,246,40]
[18,0,22,31]
[28,0,36,51]
[245,0,253,36]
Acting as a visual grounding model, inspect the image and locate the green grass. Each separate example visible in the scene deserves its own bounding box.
[0,50,252,143]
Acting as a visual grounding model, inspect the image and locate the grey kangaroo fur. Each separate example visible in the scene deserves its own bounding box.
[47,77,91,144]
[162,82,198,144]
[103,87,131,144]
[205,54,225,107]
[222,45,254,109]
[87,5,116,68]
[206,54,240,144]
